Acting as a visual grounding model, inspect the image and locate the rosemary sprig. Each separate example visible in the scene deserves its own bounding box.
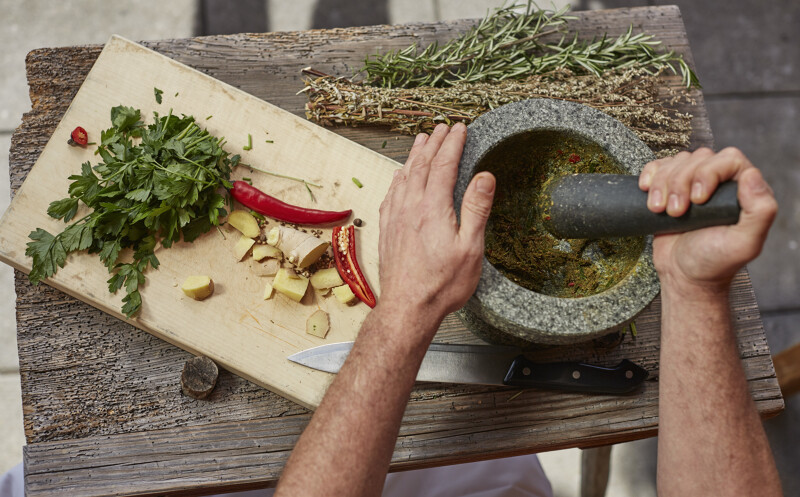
[361,2,699,88]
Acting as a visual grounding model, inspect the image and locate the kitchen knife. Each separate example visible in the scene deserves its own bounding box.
[288,342,648,395]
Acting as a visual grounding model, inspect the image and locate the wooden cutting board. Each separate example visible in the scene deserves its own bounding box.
[0,35,402,409]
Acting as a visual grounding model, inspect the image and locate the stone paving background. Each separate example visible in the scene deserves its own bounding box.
[1,0,797,495]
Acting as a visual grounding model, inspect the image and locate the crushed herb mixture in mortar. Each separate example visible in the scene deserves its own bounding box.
[481,131,644,298]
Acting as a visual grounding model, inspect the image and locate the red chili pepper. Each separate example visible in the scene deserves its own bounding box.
[333,225,376,308]
[568,153,581,163]
[68,126,88,147]
[230,181,351,225]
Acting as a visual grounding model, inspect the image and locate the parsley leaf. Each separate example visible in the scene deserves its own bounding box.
[28,105,238,317]
[110,105,142,132]
[154,87,163,104]
[47,197,79,222]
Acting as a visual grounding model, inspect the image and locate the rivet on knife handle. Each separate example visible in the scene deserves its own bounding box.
[502,356,648,395]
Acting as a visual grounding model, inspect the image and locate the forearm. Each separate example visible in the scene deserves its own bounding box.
[275,304,440,497]
[657,281,781,496]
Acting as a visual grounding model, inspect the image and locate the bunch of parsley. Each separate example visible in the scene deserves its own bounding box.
[26,105,239,317]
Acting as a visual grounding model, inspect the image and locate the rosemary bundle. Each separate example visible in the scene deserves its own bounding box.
[361,2,699,89]
[302,67,694,155]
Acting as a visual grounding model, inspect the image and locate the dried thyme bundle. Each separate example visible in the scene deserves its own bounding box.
[302,67,694,155]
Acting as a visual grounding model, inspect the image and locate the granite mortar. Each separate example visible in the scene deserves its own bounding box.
[454,99,660,345]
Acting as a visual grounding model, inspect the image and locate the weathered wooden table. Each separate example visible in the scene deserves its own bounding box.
[9,6,784,496]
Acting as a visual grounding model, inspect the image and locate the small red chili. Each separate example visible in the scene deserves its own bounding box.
[544,215,551,221]
[68,126,88,147]
[230,181,351,225]
[556,149,564,155]
[568,154,581,164]
[333,225,376,308]
[568,281,575,287]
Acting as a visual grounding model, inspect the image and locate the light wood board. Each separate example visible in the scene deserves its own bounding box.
[0,35,401,409]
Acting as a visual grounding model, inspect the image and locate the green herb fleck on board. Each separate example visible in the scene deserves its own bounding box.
[304,181,316,202]
[243,133,253,151]
[381,140,387,149]
[206,115,213,120]
[154,87,163,104]
[174,92,179,97]
[265,139,274,144]
[352,177,363,188]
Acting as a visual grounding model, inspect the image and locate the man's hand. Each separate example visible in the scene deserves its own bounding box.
[638,147,777,291]
[645,147,783,496]
[378,123,496,321]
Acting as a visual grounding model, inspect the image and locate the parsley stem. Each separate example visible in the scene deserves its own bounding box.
[246,165,322,188]
[178,154,218,178]
[174,122,196,141]
[153,163,214,186]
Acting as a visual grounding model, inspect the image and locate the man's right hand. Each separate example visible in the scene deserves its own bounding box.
[638,147,778,292]
[648,147,784,497]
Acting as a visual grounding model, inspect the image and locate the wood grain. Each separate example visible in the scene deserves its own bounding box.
[8,6,783,497]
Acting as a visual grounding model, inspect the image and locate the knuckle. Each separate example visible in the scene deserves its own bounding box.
[762,196,779,220]
[463,197,492,219]
[719,146,743,159]
[693,147,714,157]
[430,156,451,170]
[667,167,692,190]
[650,162,673,185]
[642,161,660,174]
[408,155,428,171]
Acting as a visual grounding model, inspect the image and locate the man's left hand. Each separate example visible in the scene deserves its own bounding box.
[377,123,496,323]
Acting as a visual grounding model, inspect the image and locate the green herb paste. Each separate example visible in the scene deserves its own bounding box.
[479,130,644,298]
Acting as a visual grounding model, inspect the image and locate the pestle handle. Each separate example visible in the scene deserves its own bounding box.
[545,174,741,239]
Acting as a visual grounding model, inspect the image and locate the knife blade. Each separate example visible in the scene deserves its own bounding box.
[288,342,648,395]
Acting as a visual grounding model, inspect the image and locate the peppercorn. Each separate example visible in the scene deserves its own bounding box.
[353,218,363,227]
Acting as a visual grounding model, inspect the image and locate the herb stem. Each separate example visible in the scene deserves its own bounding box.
[246,165,322,188]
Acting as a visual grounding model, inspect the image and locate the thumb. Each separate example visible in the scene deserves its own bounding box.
[730,168,777,255]
[459,172,496,243]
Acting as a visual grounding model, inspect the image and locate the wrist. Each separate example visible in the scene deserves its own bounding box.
[659,272,731,304]
[368,301,442,350]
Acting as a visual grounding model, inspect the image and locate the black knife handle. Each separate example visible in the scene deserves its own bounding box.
[502,356,648,395]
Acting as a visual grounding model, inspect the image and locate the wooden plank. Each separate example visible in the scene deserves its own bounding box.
[8,6,783,496]
[774,342,800,397]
